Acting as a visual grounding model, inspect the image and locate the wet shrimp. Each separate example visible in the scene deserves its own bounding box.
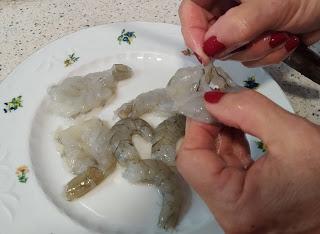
[56,118,117,200]
[115,64,240,123]
[115,88,173,119]
[123,159,184,230]
[65,166,114,201]
[151,114,186,166]
[108,118,154,166]
[48,64,133,117]
[55,118,116,175]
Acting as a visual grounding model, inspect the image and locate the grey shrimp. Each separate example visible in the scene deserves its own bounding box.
[108,118,154,166]
[123,159,184,230]
[151,114,186,166]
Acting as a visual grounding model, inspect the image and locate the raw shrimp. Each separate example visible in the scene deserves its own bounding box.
[56,119,117,200]
[115,88,173,119]
[115,64,240,123]
[108,118,154,166]
[151,114,186,166]
[65,166,112,201]
[166,63,240,123]
[48,64,133,117]
[123,159,184,230]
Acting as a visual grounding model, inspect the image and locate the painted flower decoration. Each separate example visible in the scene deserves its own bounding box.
[181,48,193,56]
[244,76,259,89]
[3,96,23,113]
[256,140,267,152]
[64,53,80,67]
[117,29,136,45]
[16,165,29,183]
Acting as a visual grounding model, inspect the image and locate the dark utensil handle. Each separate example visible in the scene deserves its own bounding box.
[284,45,320,85]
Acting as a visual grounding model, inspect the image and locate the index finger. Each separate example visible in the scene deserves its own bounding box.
[179,0,214,64]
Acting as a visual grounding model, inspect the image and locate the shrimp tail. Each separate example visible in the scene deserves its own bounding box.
[65,163,116,201]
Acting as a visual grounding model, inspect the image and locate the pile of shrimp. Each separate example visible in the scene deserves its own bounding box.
[48,63,237,230]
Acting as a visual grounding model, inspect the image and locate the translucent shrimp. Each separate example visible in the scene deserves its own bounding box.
[65,166,112,201]
[151,114,186,166]
[48,64,133,117]
[55,119,117,200]
[55,118,115,174]
[62,118,153,201]
[115,88,173,119]
[166,63,241,123]
[123,159,184,230]
[108,118,154,166]
[115,64,240,123]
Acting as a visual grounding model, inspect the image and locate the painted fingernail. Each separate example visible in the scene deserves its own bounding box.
[269,32,288,48]
[285,35,300,52]
[204,91,225,103]
[194,53,203,64]
[203,36,226,57]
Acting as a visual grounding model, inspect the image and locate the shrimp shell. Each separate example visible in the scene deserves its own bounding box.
[65,166,115,201]
[152,114,186,166]
[56,118,117,200]
[108,118,154,166]
[123,159,184,230]
[48,64,132,117]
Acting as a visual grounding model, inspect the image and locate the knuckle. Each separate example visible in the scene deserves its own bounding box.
[224,9,252,42]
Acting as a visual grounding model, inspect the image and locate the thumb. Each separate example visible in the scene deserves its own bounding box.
[204,89,300,150]
[203,1,276,57]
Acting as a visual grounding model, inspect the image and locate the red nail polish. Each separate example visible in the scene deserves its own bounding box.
[203,36,226,57]
[204,91,225,103]
[269,32,288,48]
[194,53,203,64]
[285,36,300,52]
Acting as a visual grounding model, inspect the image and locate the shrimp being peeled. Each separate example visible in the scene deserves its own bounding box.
[123,159,184,230]
[115,63,240,123]
[48,64,133,117]
[152,114,186,166]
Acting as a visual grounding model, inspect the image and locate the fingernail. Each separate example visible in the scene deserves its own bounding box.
[204,91,225,103]
[269,32,288,48]
[203,36,226,57]
[285,35,300,52]
[194,53,203,64]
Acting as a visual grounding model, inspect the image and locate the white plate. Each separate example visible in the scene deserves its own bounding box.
[0,22,293,234]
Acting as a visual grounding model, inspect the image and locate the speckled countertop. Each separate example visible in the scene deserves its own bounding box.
[1,0,319,124]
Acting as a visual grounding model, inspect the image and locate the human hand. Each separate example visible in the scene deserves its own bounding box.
[179,0,320,66]
[177,89,320,233]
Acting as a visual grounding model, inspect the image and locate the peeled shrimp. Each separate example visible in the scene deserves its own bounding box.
[123,159,184,230]
[115,64,240,123]
[108,118,154,166]
[151,114,186,166]
[48,64,133,117]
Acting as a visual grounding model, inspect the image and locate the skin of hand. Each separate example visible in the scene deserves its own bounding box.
[179,0,320,66]
[176,89,320,234]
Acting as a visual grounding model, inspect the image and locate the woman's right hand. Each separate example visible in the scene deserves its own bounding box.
[179,0,320,66]
[177,89,320,233]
